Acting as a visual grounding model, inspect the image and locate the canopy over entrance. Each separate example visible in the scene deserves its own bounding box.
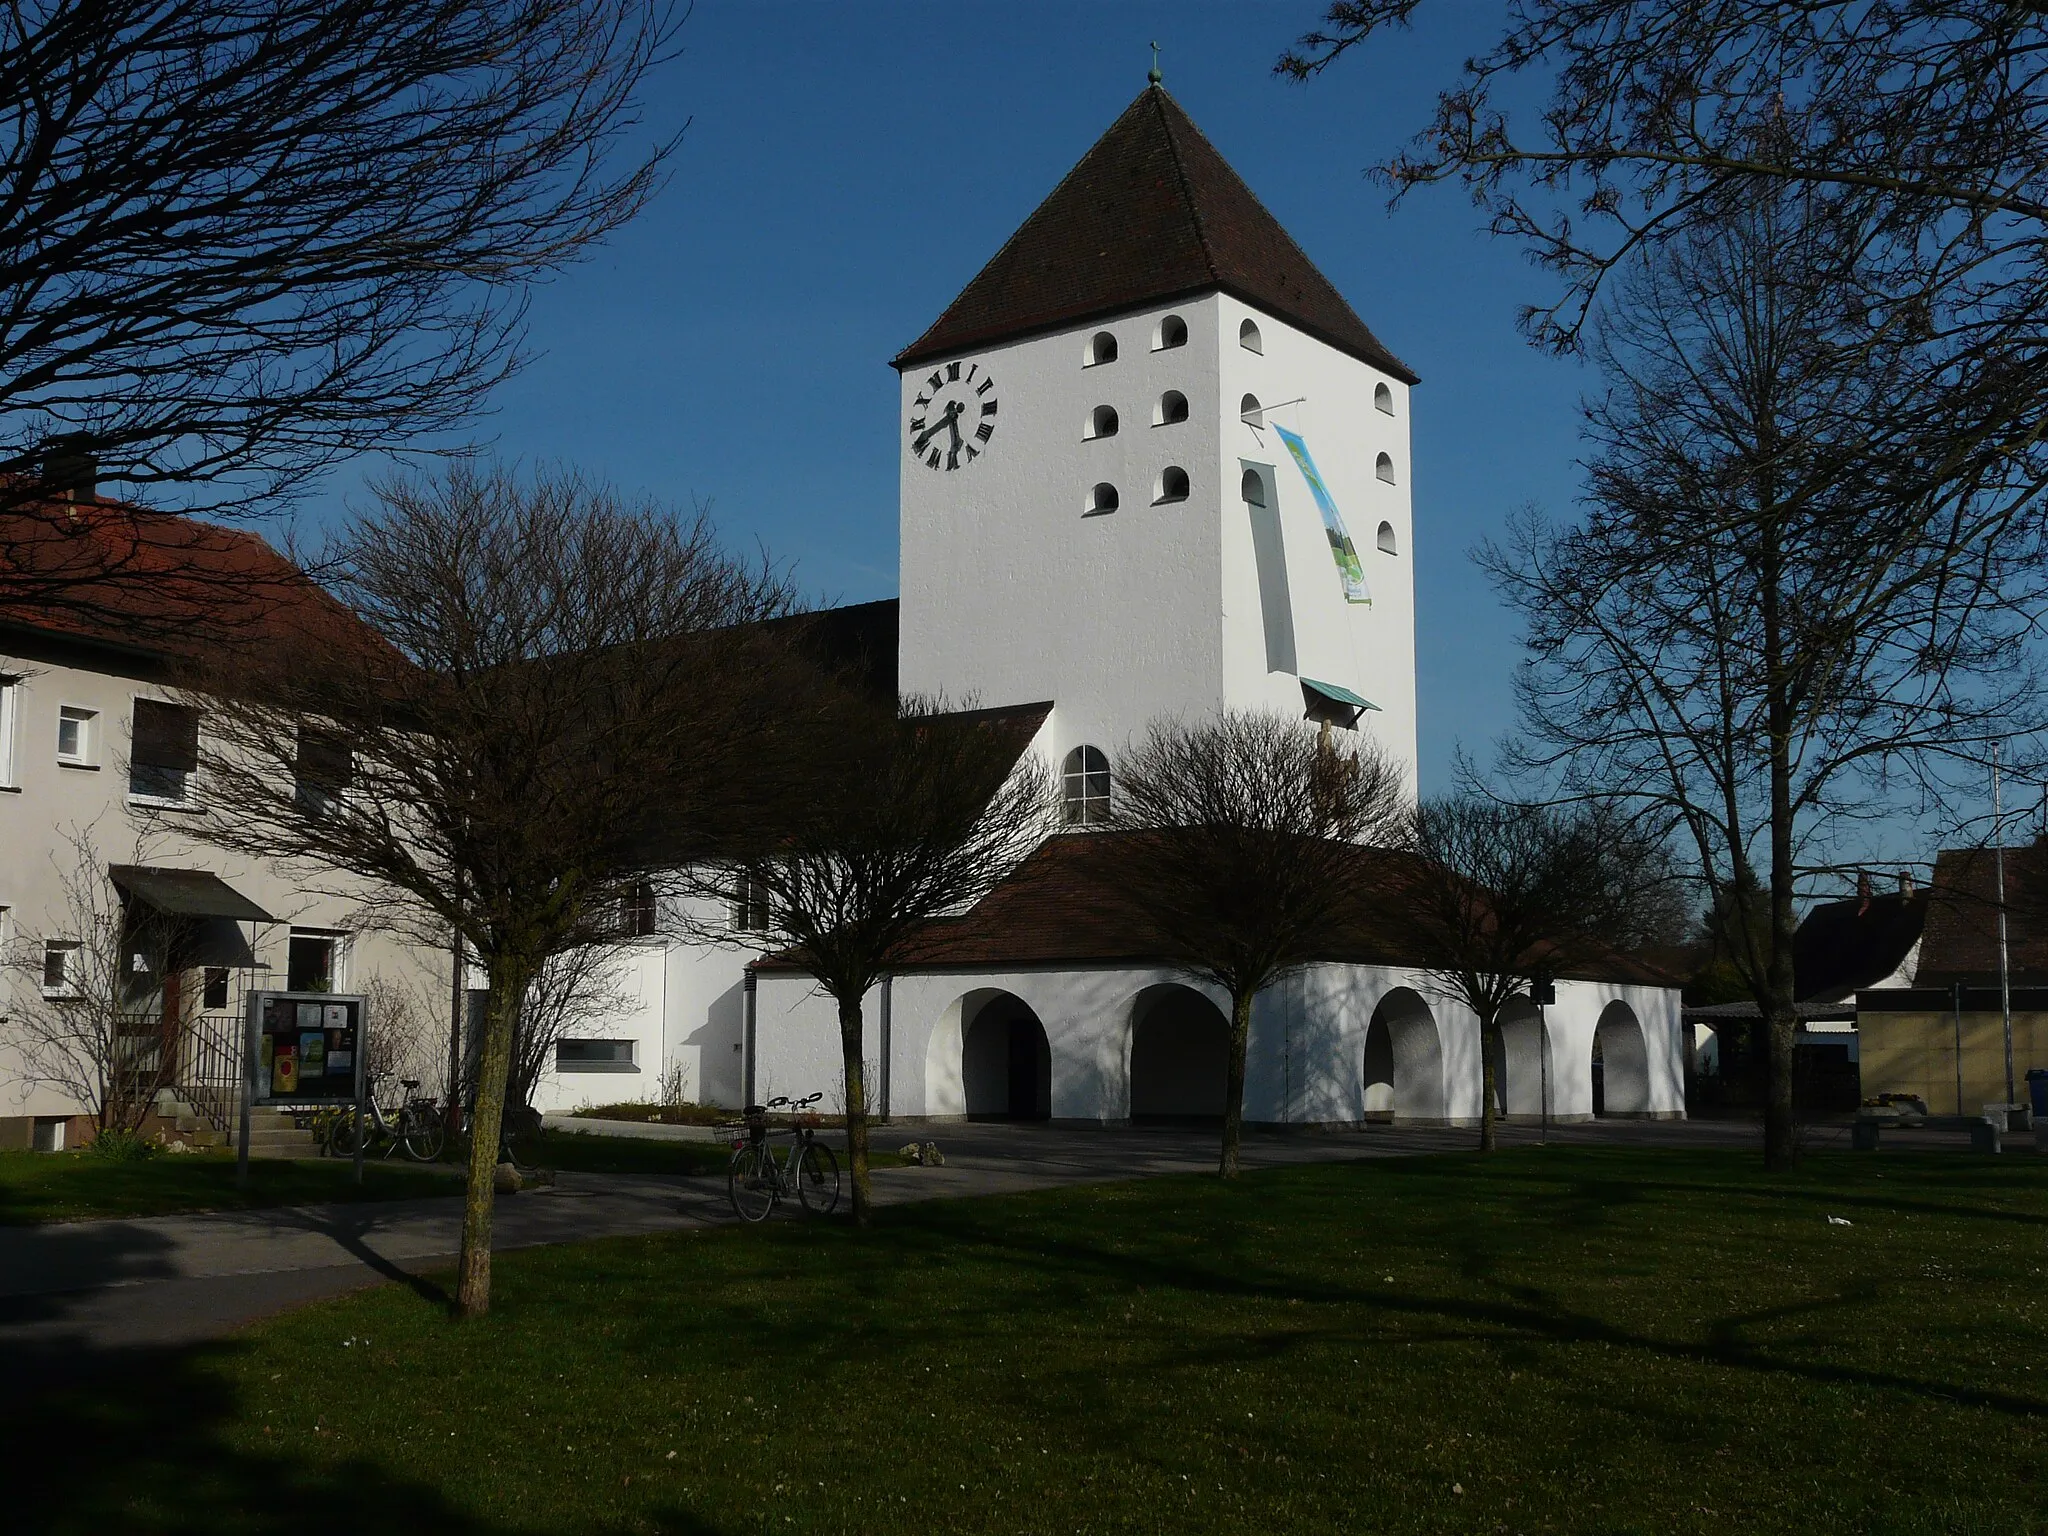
[108,865,276,923]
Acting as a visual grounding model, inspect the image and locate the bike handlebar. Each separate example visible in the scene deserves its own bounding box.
[761,1092,824,1110]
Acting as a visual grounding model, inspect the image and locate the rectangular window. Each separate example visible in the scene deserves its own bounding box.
[619,880,658,939]
[202,967,231,1010]
[294,721,352,815]
[556,1039,637,1072]
[129,698,199,802]
[0,675,18,787]
[57,705,97,766]
[730,873,770,932]
[286,930,341,992]
[41,940,80,997]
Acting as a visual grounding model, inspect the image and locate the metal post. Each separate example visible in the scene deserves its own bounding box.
[352,997,368,1187]
[235,994,257,1189]
[878,975,893,1123]
[1539,1004,1549,1144]
[447,926,464,1132]
[1995,744,2016,1107]
[1953,980,1967,1116]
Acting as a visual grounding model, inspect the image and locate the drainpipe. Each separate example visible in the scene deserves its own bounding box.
[742,966,757,1107]
[878,975,893,1123]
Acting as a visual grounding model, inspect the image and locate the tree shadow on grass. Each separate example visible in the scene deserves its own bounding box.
[0,1336,741,1536]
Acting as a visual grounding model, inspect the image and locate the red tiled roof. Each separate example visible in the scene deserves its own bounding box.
[894,86,1418,383]
[759,830,1669,983]
[0,496,382,668]
[1917,844,2048,985]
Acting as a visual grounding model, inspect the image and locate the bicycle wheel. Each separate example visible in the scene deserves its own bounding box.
[401,1105,446,1162]
[327,1107,362,1157]
[728,1145,777,1223]
[794,1140,840,1217]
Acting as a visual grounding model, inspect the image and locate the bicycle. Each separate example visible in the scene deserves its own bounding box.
[328,1073,447,1162]
[725,1092,841,1222]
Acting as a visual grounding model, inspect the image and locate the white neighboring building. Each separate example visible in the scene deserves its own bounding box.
[0,496,453,1148]
[531,82,1686,1126]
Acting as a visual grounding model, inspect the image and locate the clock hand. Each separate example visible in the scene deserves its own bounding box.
[912,400,964,454]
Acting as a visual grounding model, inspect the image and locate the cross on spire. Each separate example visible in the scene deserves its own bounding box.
[1148,41,1162,86]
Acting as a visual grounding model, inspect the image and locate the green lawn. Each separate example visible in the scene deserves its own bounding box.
[0,1147,461,1224]
[12,1148,2048,1534]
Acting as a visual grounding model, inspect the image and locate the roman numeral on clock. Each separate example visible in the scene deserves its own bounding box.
[975,422,993,442]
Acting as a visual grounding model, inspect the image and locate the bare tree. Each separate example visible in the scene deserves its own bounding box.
[3,829,183,1136]
[1480,183,2047,1168]
[1104,711,1407,1177]
[0,0,679,630]
[180,462,803,1316]
[1388,793,1684,1151]
[728,698,1056,1225]
[504,935,637,1122]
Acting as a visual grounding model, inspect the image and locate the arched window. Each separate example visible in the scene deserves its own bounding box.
[1062,745,1111,825]
[1238,319,1262,354]
[1085,482,1119,516]
[1154,390,1189,426]
[1155,466,1190,504]
[1375,452,1396,484]
[1377,520,1398,555]
[1239,393,1263,428]
[1085,404,1119,440]
[1085,331,1118,367]
[1373,382,1394,415]
[1154,314,1188,350]
[1240,467,1267,508]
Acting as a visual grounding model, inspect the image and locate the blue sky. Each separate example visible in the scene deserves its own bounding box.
[304,2,1591,798]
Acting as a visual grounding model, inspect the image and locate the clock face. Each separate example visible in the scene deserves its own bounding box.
[908,359,997,471]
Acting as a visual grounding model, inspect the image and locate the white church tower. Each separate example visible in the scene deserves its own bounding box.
[895,83,1421,792]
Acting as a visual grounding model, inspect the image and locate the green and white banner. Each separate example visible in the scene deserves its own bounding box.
[1274,424,1370,606]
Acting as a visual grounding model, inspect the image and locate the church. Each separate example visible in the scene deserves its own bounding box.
[540,83,1688,1129]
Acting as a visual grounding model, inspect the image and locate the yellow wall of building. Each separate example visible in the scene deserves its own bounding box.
[1859,1010,2048,1112]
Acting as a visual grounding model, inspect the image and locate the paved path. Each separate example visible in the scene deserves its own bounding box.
[0,1117,1768,1384]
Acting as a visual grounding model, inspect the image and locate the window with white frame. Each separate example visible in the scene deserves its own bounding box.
[57,705,97,766]
[294,721,352,815]
[730,873,771,932]
[287,929,344,992]
[618,879,658,938]
[129,698,199,803]
[1062,745,1111,826]
[41,940,81,997]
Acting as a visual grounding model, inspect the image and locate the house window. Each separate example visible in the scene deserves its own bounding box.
[1155,467,1190,505]
[1240,468,1267,508]
[557,1038,637,1072]
[0,675,18,787]
[1062,745,1111,826]
[1238,319,1262,354]
[1240,394,1263,428]
[1084,331,1118,367]
[1376,452,1396,484]
[295,722,352,815]
[1085,482,1119,516]
[1154,390,1189,426]
[730,874,771,933]
[202,967,231,1010]
[57,705,97,766]
[41,940,81,997]
[619,880,658,938]
[1154,314,1188,350]
[1085,404,1119,440]
[287,930,342,992]
[1374,382,1394,415]
[129,698,199,803]
[1378,520,1399,555]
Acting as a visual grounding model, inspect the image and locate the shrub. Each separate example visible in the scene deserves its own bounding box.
[85,1128,160,1161]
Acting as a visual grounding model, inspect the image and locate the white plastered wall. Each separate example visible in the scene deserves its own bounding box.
[750,961,1685,1128]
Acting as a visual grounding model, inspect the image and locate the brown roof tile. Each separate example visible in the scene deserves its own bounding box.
[894,86,1418,383]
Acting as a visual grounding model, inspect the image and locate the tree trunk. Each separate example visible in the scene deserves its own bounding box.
[457,953,527,1318]
[1478,1013,1499,1153]
[1760,504,1799,1171]
[1220,989,1253,1179]
[838,993,871,1227]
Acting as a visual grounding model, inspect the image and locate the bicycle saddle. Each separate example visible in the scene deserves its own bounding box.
[401,1078,420,1089]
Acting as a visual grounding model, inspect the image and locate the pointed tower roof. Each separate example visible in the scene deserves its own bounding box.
[894,86,1418,384]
